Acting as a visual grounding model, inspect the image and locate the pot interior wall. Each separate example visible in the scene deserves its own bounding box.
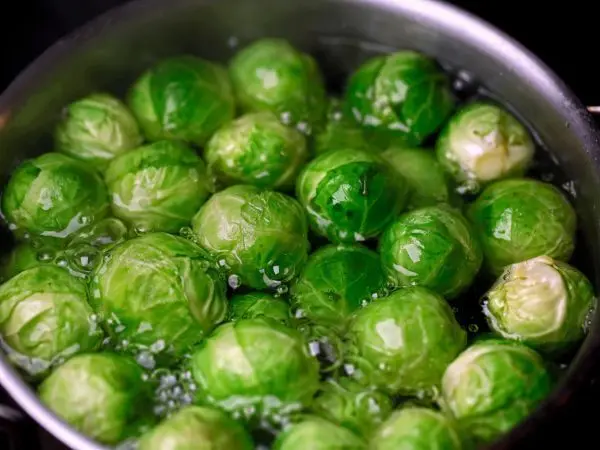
[0,0,599,449]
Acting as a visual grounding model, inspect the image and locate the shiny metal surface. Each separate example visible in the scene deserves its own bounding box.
[0,0,599,449]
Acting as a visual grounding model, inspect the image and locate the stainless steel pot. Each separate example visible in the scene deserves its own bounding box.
[1,0,599,449]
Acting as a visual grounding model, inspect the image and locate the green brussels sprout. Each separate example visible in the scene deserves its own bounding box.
[138,406,254,450]
[312,378,393,438]
[55,93,142,168]
[313,98,371,155]
[229,38,328,135]
[379,205,482,299]
[192,185,309,289]
[381,146,458,210]
[0,238,63,281]
[467,178,576,276]
[38,352,152,444]
[190,318,320,420]
[273,418,366,450]
[105,140,211,233]
[296,149,408,243]
[205,111,308,190]
[483,255,596,353]
[1,153,109,238]
[436,102,535,193]
[370,406,464,450]
[290,244,389,330]
[229,292,291,324]
[0,266,102,376]
[128,56,235,145]
[345,51,455,147]
[440,340,553,445]
[89,232,227,357]
[347,286,466,396]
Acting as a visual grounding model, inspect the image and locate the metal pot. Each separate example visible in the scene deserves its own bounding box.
[0,0,599,449]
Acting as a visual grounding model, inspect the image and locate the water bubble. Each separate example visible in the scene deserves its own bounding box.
[55,257,68,268]
[280,112,292,125]
[344,363,356,375]
[227,36,239,48]
[228,274,241,289]
[150,340,166,354]
[136,352,156,370]
[160,374,177,388]
[37,250,55,262]
[276,284,288,295]
[468,324,479,333]
[308,341,321,357]
[158,391,168,403]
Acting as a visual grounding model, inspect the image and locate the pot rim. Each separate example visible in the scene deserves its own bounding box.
[1,1,599,449]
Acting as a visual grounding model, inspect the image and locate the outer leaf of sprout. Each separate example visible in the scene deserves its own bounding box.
[192,184,309,289]
[39,353,152,444]
[347,286,466,395]
[439,340,553,445]
[467,178,576,276]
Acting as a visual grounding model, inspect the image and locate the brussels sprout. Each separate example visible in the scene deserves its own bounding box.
[468,178,576,275]
[229,292,291,324]
[190,318,320,420]
[483,255,596,353]
[345,51,455,147]
[55,93,142,168]
[370,406,464,450]
[89,232,227,357]
[0,266,102,376]
[105,140,211,233]
[128,56,235,145]
[38,352,152,444]
[312,378,393,438]
[0,238,62,281]
[379,205,482,299]
[229,38,328,135]
[290,244,388,330]
[313,98,371,155]
[205,111,308,190]
[273,418,366,450]
[138,406,254,450]
[296,149,408,243]
[440,340,553,444]
[347,286,466,395]
[436,102,535,193]
[192,185,309,289]
[1,153,109,238]
[381,147,458,210]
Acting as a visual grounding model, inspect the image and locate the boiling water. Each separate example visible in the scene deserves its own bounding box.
[0,37,589,448]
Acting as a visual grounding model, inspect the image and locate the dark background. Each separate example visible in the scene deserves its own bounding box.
[0,1,597,449]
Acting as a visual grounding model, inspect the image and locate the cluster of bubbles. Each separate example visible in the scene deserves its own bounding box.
[148,367,197,418]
